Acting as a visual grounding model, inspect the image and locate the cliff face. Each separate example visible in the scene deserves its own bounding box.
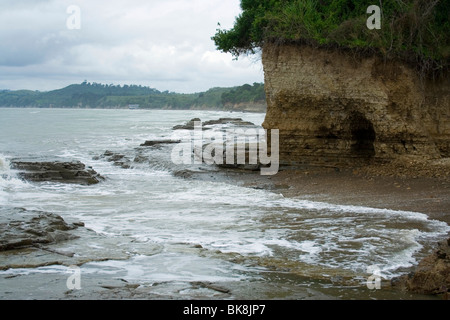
[262,44,449,166]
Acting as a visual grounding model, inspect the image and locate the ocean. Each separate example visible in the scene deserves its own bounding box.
[1,108,449,300]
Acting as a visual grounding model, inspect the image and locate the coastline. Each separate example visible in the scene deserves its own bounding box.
[193,159,450,298]
[202,159,450,226]
[172,159,450,298]
[2,158,449,300]
[2,109,449,299]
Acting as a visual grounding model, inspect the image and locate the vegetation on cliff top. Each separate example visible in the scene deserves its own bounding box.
[0,82,266,110]
[212,0,449,76]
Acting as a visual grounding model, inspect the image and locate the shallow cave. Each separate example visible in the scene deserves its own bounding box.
[349,112,376,157]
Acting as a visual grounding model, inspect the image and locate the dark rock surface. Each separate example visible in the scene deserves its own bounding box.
[93,151,132,169]
[10,160,103,185]
[0,207,83,252]
[172,118,203,130]
[172,118,255,130]
[203,118,255,127]
[140,139,181,147]
[392,238,450,295]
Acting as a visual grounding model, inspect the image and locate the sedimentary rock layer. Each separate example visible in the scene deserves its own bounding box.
[0,207,82,251]
[262,44,450,166]
[10,160,103,185]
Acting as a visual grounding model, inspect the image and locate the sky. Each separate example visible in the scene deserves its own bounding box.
[0,0,264,93]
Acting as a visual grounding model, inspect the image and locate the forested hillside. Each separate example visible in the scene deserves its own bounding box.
[0,81,266,111]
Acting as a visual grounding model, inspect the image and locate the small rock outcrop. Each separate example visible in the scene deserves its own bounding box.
[140,140,181,147]
[202,118,255,127]
[392,238,450,296]
[0,207,83,251]
[93,151,132,169]
[172,118,203,130]
[172,118,256,130]
[10,160,104,185]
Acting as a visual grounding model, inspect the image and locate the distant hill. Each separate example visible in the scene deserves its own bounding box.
[0,81,266,112]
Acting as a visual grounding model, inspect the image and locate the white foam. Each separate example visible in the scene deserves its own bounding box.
[0,154,10,173]
[175,180,437,223]
[0,154,27,204]
[2,109,448,284]
[272,197,432,222]
[0,155,7,203]
[0,265,70,276]
[82,253,249,284]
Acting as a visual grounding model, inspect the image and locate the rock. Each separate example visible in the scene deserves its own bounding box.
[194,142,263,172]
[133,154,149,163]
[95,151,131,169]
[140,139,181,147]
[10,160,104,185]
[203,118,255,127]
[173,118,256,130]
[0,207,81,252]
[172,118,202,130]
[262,44,449,167]
[173,170,194,179]
[391,238,450,295]
[191,281,231,294]
[108,154,126,162]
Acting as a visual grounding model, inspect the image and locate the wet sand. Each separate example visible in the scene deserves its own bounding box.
[233,165,450,226]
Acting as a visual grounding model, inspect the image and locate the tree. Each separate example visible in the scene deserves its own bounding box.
[212,0,449,76]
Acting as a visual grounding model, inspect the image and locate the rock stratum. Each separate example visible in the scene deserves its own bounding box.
[0,207,83,252]
[10,160,104,185]
[262,44,449,167]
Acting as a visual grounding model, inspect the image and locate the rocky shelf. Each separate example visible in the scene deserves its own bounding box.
[0,207,83,252]
[10,160,104,185]
[392,238,450,296]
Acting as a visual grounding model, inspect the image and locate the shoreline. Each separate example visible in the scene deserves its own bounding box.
[200,160,450,226]
[174,160,450,298]
[259,168,449,226]
[2,161,449,300]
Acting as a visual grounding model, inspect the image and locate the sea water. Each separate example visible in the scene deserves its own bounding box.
[0,108,448,299]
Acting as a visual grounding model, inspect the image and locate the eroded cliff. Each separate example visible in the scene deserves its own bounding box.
[262,44,449,167]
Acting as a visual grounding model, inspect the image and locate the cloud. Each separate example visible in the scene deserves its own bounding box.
[0,0,263,92]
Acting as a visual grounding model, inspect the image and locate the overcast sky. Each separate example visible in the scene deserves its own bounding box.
[0,0,264,93]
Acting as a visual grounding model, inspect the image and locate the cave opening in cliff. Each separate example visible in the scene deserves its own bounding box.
[349,112,376,158]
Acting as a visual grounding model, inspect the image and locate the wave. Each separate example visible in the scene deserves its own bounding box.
[0,154,10,173]
[0,154,13,204]
[163,180,450,278]
[0,154,32,206]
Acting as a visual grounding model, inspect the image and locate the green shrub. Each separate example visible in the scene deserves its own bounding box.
[212,0,449,77]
